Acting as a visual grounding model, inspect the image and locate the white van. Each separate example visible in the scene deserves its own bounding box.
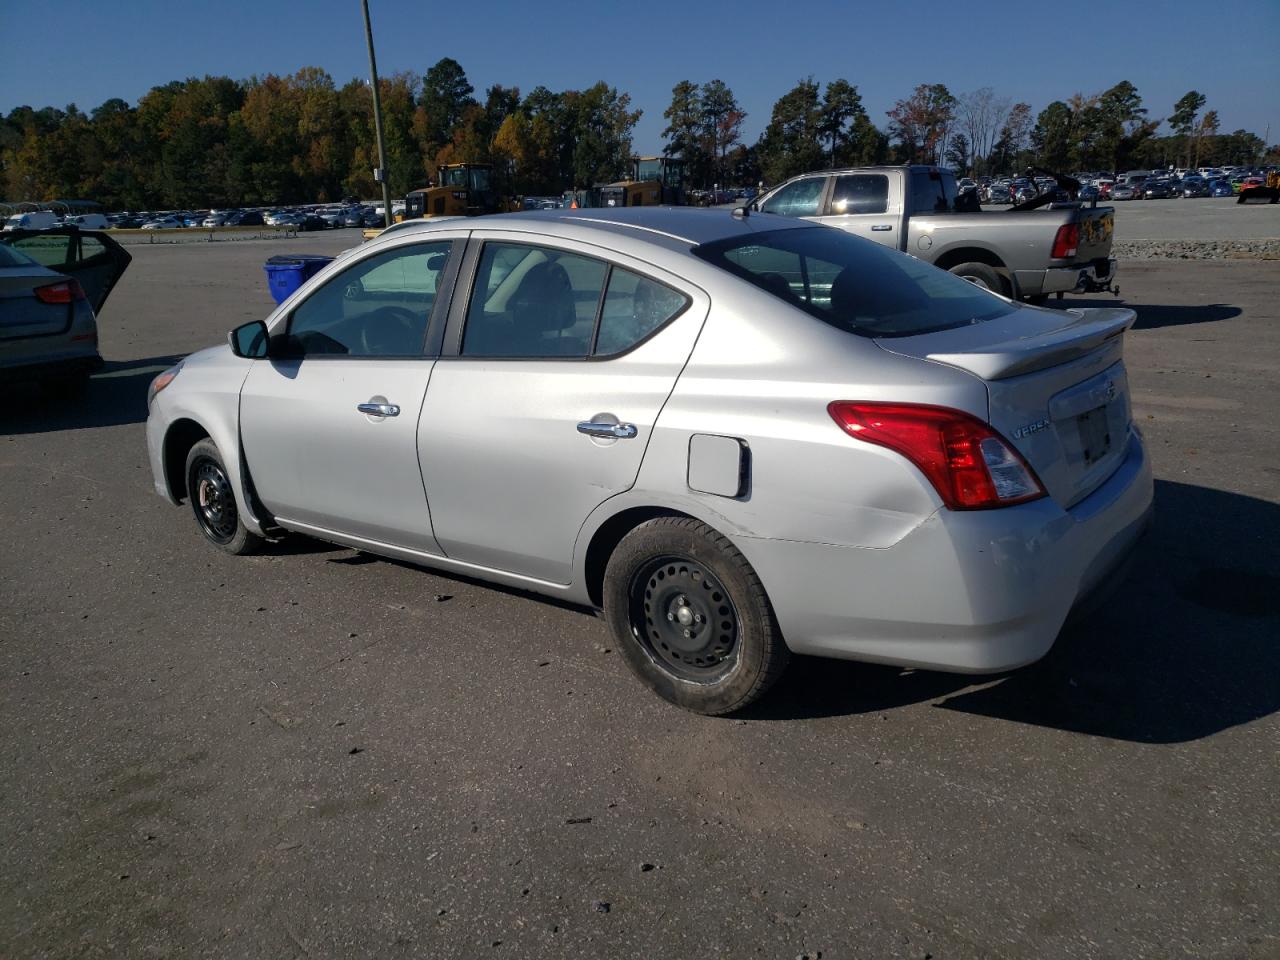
[66,214,110,229]
[3,211,58,231]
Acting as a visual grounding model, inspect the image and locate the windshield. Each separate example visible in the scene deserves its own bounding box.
[468,167,491,192]
[0,242,40,267]
[693,227,1016,339]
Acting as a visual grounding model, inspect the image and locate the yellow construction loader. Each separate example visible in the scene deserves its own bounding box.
[597,157,687,208]
[363,163,519,240]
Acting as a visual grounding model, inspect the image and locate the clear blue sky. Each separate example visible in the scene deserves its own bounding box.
[2,0,1277,152]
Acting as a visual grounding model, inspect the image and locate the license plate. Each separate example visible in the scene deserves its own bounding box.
[1077,406,1112,465]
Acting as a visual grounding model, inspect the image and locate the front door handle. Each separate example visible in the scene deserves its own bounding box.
[357,402,400,417]
[577,420,637,439]
[871,224,893,231]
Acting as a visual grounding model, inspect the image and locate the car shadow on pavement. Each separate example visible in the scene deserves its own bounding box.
[747,479,1279,744]
[1053,295,1242,330]
[0,355,182,435]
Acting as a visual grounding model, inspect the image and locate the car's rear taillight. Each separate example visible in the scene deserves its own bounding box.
[1051,223,1080,259]
[34,280,86,304]
[828,402,1046,510]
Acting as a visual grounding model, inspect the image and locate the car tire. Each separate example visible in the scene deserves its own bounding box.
[949,262,1006,296]
[184,438,264,556]
[602,516,790,715]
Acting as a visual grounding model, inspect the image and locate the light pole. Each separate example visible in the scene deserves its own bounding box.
[361,0,393,227]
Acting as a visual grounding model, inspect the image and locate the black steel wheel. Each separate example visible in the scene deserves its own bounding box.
[630,556,740,684]
[184,438,263,555]
[192,457,237,543]
[603,516,789,715]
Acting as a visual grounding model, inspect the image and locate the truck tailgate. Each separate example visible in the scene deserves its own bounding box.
[1075,206,1115,262]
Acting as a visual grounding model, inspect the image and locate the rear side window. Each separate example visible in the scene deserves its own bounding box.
[693,226,1015,338]
[760,178,826,217]
[830,174,888,215]
[909,170,960,214]
[595,268,688,355]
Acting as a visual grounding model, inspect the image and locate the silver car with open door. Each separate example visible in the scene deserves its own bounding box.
[1,227,131,387]
[146,208,1152,715]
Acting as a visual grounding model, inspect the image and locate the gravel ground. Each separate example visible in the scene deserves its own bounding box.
[1113,238,1280,260]
[1,239,1277,960]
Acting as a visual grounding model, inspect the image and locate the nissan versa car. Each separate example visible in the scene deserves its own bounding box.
[145,208,1153,715]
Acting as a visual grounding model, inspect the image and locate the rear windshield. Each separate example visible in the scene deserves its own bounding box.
[692,226,1016,338]
[0,242,40,268]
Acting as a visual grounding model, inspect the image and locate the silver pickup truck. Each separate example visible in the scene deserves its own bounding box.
[751,165,1117,303]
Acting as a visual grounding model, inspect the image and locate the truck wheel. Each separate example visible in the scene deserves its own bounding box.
[949,262,1005,295]
[602,517,790,715]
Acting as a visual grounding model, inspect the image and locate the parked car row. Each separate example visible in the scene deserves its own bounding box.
[85,204,386,230]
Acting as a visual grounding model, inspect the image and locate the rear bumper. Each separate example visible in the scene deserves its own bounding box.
[0,351,103,381]
[1017,258,1118,297]
[735,432,1153,673]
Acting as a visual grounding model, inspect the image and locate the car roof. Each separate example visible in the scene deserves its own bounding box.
[373,206,812,252]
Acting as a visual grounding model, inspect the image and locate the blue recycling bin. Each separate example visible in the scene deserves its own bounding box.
[263,254,334,304]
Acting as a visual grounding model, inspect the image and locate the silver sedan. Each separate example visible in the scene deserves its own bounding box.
[145,208,1153,714]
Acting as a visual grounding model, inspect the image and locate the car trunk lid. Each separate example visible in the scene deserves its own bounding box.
[877,305,1135,507]
[0,268,72,339]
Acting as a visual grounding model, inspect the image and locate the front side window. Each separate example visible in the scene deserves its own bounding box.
[760,177,826,217]
[830,174,889,215]
[693,226,1015,338]
[286,241,452,357]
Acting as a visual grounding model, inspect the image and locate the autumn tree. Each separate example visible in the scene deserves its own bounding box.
[958,87,1008,175]
[886,83,955,164]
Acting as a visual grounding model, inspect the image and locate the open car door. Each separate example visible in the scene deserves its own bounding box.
[0,228,132,315]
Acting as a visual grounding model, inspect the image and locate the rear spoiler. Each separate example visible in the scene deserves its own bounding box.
[925,307,1135,380]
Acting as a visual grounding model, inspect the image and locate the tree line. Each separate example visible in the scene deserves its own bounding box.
[2,59,1274,210]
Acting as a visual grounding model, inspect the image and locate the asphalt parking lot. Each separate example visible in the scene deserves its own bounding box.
[2,232,1277,959]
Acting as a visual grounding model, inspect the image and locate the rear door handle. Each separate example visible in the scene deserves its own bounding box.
[357,402,400,417]
[577,421,637,439]
[871,224,893,231]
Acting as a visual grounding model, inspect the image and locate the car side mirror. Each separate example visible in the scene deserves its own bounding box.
[229,319,269,358]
